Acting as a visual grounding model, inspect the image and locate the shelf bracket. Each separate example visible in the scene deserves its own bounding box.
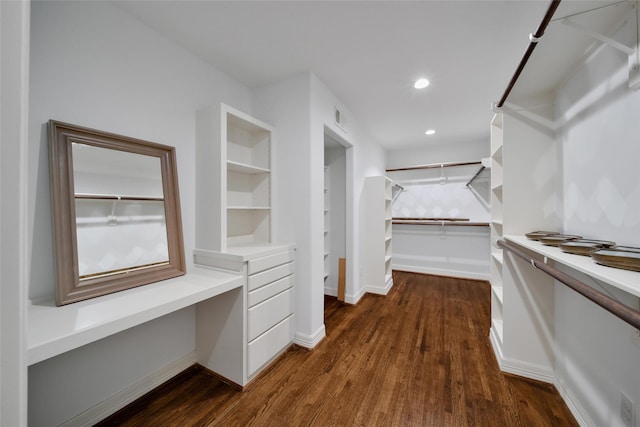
[560,2,640,90]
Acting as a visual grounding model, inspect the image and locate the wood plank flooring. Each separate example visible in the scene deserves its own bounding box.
[96,271,578,426]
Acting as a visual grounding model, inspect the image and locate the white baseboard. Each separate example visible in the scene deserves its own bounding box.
[60,351,198,427]
[554,378,596,427]
[345,285,367,305]
[365,277,394,297]
[500,356,555,384]
[294,324,326,349]
[324,286,338,297]
[393,263,489,281]
[489,328,504,368]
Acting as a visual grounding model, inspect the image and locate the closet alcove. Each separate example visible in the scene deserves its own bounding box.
[323,131,347,300]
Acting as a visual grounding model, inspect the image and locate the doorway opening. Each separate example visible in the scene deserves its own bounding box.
[323,128,350,304]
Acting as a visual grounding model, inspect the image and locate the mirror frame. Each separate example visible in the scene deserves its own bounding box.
[48,120,186,306]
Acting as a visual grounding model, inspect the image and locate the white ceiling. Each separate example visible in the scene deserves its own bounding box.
[114,0,631,152]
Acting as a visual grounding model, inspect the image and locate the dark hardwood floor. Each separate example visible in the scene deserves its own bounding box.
[96,271,578,426]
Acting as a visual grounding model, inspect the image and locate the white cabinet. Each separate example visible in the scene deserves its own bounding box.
[195,244,295,387]
[489,110,558,381]
[195,104,294,387]
[365,176,394,292]
[196,103,274,253]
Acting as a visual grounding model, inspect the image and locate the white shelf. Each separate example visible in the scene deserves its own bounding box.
[491,252,503,265]
[492,219,503,226]
[491,286,504,304]
[491,183,503,193]
[227,160,270,175]
[227,206,271,210]
[505,235,640,298]
[492,145,503,163]
[28,267,243,365]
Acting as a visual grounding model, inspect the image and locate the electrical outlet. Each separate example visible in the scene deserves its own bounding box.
[621,392,634,427]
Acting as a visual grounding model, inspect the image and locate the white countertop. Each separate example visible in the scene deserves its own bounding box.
[504,235,640,298]
[28,266,243,365]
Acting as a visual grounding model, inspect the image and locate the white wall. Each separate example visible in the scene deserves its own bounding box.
[252,73,322,346]
[1,1,30,424]
[254,73,386,345]
[310,75,387,304]
[386,138,489,170]
[389,163,491,222]
[552,19,640,427]
[28,1,252,424]
[387,142,491,281]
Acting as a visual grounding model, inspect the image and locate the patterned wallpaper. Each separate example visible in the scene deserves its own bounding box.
[392,177,490,222]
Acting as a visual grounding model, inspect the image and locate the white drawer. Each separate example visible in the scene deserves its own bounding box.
[248,274,293,308]
[247,315,293,377]
[248,288,294,341]
[248,262,294,291]
[248,250,295,275]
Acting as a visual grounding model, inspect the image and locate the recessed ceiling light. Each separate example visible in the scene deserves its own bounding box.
[425,129,436,135]
[414,78,430,89]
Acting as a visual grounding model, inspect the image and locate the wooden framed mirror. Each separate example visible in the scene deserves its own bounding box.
[49,120,186,305]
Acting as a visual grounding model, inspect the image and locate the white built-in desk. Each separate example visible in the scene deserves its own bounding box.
[505,235,640,298]
[28,267,243,365]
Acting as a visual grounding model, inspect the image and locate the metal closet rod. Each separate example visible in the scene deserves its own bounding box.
[496,0,562,108]
[386,160,481,173]
[497,239,640,331]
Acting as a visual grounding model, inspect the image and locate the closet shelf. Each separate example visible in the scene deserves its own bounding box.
[28,267,243,366]
[505,235,640,298]
[491,145,503,163]
[227,160,270,175]
[227,206,271,210]
[491,252,504,265]
[491,286,504,304]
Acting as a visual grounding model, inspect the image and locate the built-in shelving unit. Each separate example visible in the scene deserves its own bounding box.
[194,104,295,388]
[324,165,330,282]
[489,113,504,354]
[225,108,273,247]
[195,103,274,253]
[488,109,558,381]
[365,176,394,292]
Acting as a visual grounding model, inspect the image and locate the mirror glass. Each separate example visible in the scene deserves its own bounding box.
[49,120,185,305]
[72,143,169,280]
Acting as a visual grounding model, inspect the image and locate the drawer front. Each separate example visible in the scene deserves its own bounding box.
[247,315,293,377]
[248,262,294,291]
[248,274,293,308]
[248,288,294,341]
[248,250,295,275]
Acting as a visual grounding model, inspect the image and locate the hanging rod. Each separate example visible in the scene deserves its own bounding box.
[386,160,481,173]
[497,239,640,331]
[74,193,164,202]
[496,0,562,108]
